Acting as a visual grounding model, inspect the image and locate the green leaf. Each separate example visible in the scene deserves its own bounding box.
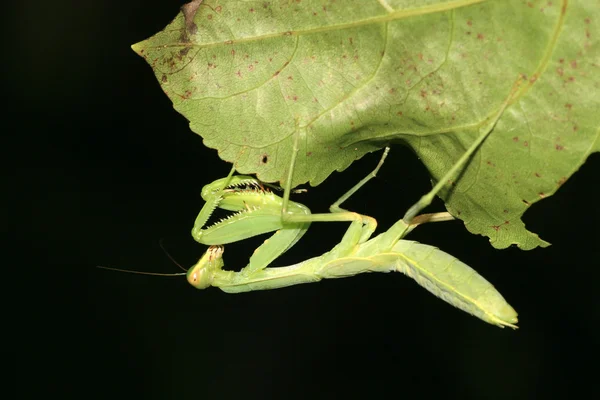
[132,0,599,250]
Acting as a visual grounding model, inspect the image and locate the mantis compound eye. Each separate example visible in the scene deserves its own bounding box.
[186,246,224,289]
[187,269,210,289]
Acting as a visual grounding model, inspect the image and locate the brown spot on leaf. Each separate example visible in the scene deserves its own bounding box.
[215,5,222,12]
[565,103,572,109]
[181,0,203,36]
[558,177,567,186]
[173,48,189,62]
[491,221,509,232]
[161,74,167,83]
[539,192,546,198]
[477,33,484,40]
[513,136,519,142]
[523,141,529,147]
[555,144,564,151]
[261,154,268,164]
[570,60,577,68]
[556,67,564,76]
[178,90,193,100]
[522,199,531,206]
[535,172,541,177]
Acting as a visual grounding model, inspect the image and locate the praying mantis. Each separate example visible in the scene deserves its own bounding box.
[183,145,517,329]
[100,113,519,328]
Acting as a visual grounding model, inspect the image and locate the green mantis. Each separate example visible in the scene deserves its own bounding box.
[100,107,519,329]
[182,146,517,329]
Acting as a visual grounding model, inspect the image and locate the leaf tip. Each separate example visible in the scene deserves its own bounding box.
[131,41,145,57]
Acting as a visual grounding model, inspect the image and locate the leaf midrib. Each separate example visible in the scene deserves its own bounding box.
[145,0,486,50]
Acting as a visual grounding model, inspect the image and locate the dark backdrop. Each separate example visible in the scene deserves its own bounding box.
[8,1,599,399]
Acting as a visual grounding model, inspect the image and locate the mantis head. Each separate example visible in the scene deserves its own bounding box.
[186,245,225,289]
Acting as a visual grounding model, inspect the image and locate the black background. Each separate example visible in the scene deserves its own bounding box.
[9,1,599,398]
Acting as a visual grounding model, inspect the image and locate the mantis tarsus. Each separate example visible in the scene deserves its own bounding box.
[100,121,519,328]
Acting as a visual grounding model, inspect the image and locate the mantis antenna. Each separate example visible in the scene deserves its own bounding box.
[95,266,186,277]
[96,239,187,276]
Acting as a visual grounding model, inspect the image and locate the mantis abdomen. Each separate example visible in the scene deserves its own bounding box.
[216,240,518,328]
[387,240,518,329]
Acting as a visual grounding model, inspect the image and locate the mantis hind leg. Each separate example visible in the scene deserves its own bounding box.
[402,96,511,224]
[367,119,503,252]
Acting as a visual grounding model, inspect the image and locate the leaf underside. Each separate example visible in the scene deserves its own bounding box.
[133,0,599,250]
